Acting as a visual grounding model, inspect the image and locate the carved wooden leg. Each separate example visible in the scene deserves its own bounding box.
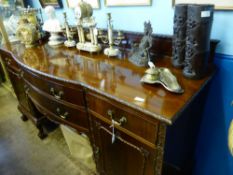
[37,124,47,140]
[21,115,28,121]
[36,117,48,140]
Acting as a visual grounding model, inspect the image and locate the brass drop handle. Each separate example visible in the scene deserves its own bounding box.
[94,146,99,155]
[19,70,24,78]
[118,117,127,125]
[107,109,127,126]
[24,84,30,94]
[107,109,114,118]
[56,108,69,119]
[50,88,64,100]
[6,58,12,65]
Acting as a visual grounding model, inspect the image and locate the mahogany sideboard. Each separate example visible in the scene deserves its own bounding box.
[0,35,218,175]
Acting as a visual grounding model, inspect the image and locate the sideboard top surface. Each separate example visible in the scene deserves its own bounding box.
[0,42,214,125]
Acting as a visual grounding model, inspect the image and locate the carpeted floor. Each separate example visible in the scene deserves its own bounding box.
[0,85,93,175]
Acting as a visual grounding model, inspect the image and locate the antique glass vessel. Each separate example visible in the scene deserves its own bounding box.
[0,0,25,92]
[0,4,22,44]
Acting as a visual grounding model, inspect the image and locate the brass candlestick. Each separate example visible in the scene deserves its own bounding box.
[98,13,125,57]
[63,12,76,47]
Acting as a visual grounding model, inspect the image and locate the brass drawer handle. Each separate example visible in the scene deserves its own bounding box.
[56,108,69,119]
[107,109,127,126]
[50,88,64,100]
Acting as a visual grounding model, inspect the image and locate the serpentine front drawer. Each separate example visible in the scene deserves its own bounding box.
[22,69,86,108]
[24,79,89,133]
[86,90,159,146]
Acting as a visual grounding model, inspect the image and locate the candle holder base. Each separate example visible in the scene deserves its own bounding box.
[64,40,76,48]
[76,42,101,53]
[104,47,119,57]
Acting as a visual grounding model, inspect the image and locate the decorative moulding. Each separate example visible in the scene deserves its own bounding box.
[39,0,63,8]
[105,0,151,7]
[66,0,100,9]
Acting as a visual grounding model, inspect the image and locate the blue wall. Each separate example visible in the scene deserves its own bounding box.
[28,0,233,55]
[194,54,233,175]
[27,1,233,175]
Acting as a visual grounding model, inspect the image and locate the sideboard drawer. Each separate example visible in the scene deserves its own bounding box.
[23,69,86,107]
[26,82,89,132]
[86,91,159,145]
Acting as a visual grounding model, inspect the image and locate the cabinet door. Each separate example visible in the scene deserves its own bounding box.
[91,115,156,175]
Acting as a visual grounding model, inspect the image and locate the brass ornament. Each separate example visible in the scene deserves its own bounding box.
[141,66,184,94]
[16,19,38,48]
[75,0,101,53]
[129,21,153,67]
[16,7,42,47]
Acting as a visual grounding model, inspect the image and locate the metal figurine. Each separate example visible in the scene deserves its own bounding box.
[75,0,101,53]
[99,13,124,57]
[129,21,153,67]
[63,12,76,47]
